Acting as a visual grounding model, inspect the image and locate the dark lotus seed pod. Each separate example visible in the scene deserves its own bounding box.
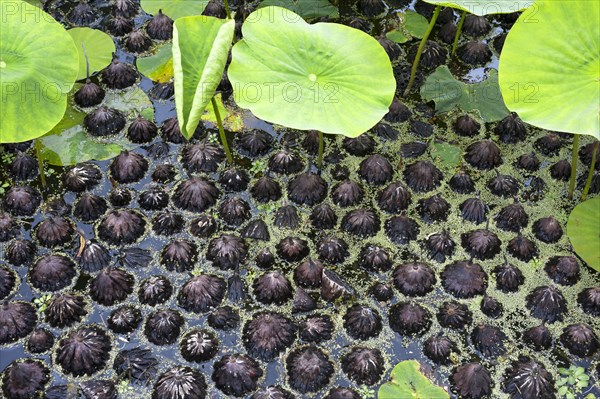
[152,210,184,236]
[44,293,87,328]
[401,141,428,158]
[451,363,492,399]
[310,203,337,229]
[472,324,506,358]
[160,240,197,272]
[459,41,491,65]
[114,0,139,17]
[3,186,41,216]
[321,269,355,302]
[377,182,412,213]
[288,173,327,206]
[178,274,226,313]
[358,0,386,16]
[212,354,263,396]
[189,214,218,238]
[343,304,382,340]
[318,236,349,263]
[180,328,219,362]
[110,151,148,184]
[238,130,272,156]
[378,36,402,60]
[544,256,580,285]
[494,201,528,232]
[385,98,412,122]
[151,165,175,184]
[441,260,487,298]
[578,287,600,316]
[507,234,538,261]
[74,193,107,221]
[139,275,172,306]
[493,260,524,292]
[560,324,599,357]
[523,325,552,350]
[535,133,563,155]
[207,234,247,270]
[449,170,475,194]
[341,208,380,237]
[359,154,393,185]
[516,153,540,171]
[78,240,110,272]
[502,357,555,399]
[404,161,443,192]
[108,305,142,334]
[480,296,503,318]
[425,231,455,263]
[1,359,49,399]
[182,142,224,173]
[417,40,447,69]
[0,267,17,299]
[526,286,567,323]
[0,212,18,242]
[106,15,133,36]
[393,262,436,297]
[274,204,300,229]
[286,346,333,394]
[343,135,375,156]
[146,10,173,40]
[463,14,491,36]
[113,347,158,384]
[218,197,250,226]
[173,177,220,212]
[27,328,54,354]
[418,194,450,222]
[533,216,563,243]
[29,255,76,292]
[117,247,151,269]
[127,115,158,143]
[6,239,36,266]
[374,123,399,140]
[331,164,350,180]
[495,113,527,143]
[292,287,317,313]
[453,115,480,136]
[101,57,138,90]
[459,197,487,224]
[332,180,364,207]
[35,215,74,247]
[269,149,304,174]
[42,197,71,216]
[437,301,472,330]
[359,245,392,271]
[125,29,152,53]
[465,140,502,169]
[388,302,431,336]
[250,176,282,203]
[439,20,457,43]
[10,153,37,181]
[89,267,134,306]
[423,334,458,365]
[277,236,309,262]
[203,0,227,17]
[219,167,250,191]
[243,312,295,361]
[241,219,270,240]
[487,173,520,197]
[461,229,501,260]
[550,159,571,181]
[67,2,95,25]
[580,141,600,169]
[253,271,293,305]
[144,308,185,345]
[160,117,186,143]
[299,315,334,343]
[109,186,132,206]
[153,366,206,399]
[98,209,146,245]
[56,325,112,377]
[370,282,393,301]
[294,258,323,288]
[341,347,384,385]
[0,302,37,344]
[208,306,239,331]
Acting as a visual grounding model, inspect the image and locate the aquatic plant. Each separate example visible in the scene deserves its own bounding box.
[567,197,600,271]
[556,365,591,399]
[378,360,448,398]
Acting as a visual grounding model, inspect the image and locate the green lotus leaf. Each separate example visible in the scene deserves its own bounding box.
[228,6,395,137]
[259,0,338,19]
[422,0,533,15]
[499,0,599,139]
[386,10,429,43]
[68,27,116,81]
[104,86,155,120]
[141,0,208,19]
[173,16,234,139]
[202,93,244,132]
[421,66,509,122]
[0,0,79,143]
[431,141,461,169]
[137,44,174,83]
[567,196,600,272]
[379,360,449,399]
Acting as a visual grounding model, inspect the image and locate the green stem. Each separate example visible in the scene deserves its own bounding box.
[34,139,46,189]
[568,134,580,200]
[223,0,231,20]
[403,6,440,97]
[581,140,598,201]
[452,11,466,56]
[211,96,233,164]
[317,131,324,170]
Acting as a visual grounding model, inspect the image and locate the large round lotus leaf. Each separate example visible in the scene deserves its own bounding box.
[0,0,79,143]
[228,6,395,137]
[173,16,234,139]
[499,0,599,139]
[68,28,116,81]
[141,0,208,19]
[422,0,532,15]
[379,360,449,399]
[567,196,600,272]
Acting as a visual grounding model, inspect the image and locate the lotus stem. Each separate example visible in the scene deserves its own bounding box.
[568,134,580,200]
[452,11,466,56]
[34,139,46,189]
[403,6,440,96]
[211,96,233,164]
[223,0,231,20]
[317,131,324,170]
[580,140,598,201]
